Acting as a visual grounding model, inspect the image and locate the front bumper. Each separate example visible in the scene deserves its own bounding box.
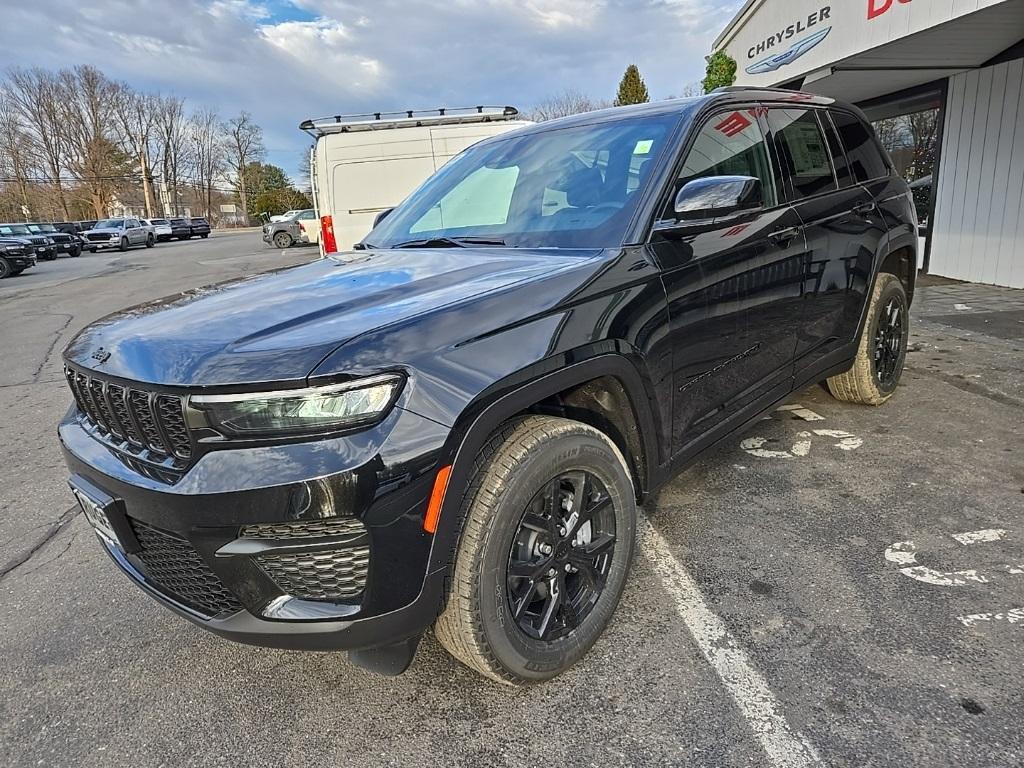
[59,403,451,653]
[4,252,35,269]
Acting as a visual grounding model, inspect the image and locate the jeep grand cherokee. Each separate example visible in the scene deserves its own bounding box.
[60,88,915,683]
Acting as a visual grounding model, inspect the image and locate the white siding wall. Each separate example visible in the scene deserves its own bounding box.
[931,58,1024,288]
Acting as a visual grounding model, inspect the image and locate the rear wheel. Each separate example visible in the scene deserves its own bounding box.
[273,232,293,249]
[435,416,636,685]
[826,273,909,405]
[145,234,155,248]
[0,257,11,279]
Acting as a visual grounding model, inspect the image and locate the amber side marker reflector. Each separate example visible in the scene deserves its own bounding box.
[424,464,452,534]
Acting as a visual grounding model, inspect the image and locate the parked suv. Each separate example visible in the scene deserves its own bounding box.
[262,209,316,248]
[82,218,155,252]
[28,223,81,257]
[0,237,36,278]
[59,89,915,683]
[187,217,211,239]
[167,218,192,240]
[0,223,56,261]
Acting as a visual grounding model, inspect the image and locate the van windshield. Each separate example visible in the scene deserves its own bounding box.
[365,112,682,250]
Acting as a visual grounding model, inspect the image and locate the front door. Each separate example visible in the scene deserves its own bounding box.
[652,107,807,455]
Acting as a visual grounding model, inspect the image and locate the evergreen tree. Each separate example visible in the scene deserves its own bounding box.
[614,65,650,106]
[702,51,737,93]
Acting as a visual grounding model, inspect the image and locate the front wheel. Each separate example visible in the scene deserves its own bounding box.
[200,233,209,239]
[435,416,636,685]
[273,232,293,249]
[145,234,155,248]
[0,257,11,279]
[827,272,909,405]
[118,237,128,252]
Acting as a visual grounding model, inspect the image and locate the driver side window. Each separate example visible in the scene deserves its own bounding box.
[666,110,777,217]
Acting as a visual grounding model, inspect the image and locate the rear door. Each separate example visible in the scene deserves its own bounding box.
[765,108,884,376]
[652,105,808,453]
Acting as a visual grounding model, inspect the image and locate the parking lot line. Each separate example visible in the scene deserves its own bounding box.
[641,517,822,768]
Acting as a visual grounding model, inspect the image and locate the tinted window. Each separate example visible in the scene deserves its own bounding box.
[670,109,777,213]
[768,109,836,200]
[831,110,889,182]
[820,112,854,188]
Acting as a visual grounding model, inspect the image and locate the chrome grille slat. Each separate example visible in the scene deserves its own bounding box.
[64,366,193,472]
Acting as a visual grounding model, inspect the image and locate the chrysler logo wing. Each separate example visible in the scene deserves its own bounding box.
[745,27,830,75]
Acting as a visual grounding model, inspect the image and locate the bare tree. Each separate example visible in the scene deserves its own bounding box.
[58,65,127,217]
[5,67,70,218]
[113,84,160,217]
[525,89,608,123]
[905,110,939,181]
[0,90,39,219]
[222,111,264,225]
[155,95,188,216]
[188,107,224,219]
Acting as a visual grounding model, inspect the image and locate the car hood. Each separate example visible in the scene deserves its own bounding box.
[64,248,597,388]
[86,227,123,236]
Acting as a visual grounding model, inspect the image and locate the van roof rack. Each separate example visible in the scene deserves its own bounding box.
[299,106,520,137]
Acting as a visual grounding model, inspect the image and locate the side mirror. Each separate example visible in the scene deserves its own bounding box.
[655,176,763,237]
[675,175,763,221]
[373,207,395,228]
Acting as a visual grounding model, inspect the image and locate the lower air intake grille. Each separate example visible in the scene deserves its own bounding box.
[241,518,365,540]
[131,521,242,618]
[257,547,370,601]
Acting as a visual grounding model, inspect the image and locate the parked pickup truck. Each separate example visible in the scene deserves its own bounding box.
[59,88,915,684]
[82,218,155,252]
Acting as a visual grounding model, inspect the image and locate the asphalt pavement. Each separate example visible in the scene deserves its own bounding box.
[1,235,1021,767]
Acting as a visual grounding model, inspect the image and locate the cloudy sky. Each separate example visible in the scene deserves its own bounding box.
[0,0,741,179]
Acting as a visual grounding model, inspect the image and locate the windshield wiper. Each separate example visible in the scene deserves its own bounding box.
[390,236,507,249]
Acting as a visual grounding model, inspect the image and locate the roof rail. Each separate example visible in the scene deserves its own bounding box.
[299,105,520,137]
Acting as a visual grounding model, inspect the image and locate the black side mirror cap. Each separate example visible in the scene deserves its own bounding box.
[660,176,764,234]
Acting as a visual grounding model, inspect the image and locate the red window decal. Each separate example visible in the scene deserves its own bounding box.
[715,112,752,137]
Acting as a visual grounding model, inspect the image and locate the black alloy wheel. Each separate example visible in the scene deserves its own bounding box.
[507,471,616,641]
[873,294,904,388]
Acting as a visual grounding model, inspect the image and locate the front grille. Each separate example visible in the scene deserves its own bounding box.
[131,520,242,617]
[257,548,370,601]
[64,366,192,462]
[85,232,109,242]
[241,518,365,540]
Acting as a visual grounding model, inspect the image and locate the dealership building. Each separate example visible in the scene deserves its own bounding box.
[713,0,1024,288]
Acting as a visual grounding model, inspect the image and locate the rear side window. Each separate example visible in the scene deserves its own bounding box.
[819,112,854,188]
[830,110,889,182]
[767,109,836,200]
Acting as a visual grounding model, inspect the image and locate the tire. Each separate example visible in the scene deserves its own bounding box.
[0,257,11,279]
[71,247,80,257]
[89,248,97,254]
[435,415,636,685]
[200,233,209,239]
[118,237,128,252]
[826,272,909,405]
[273,232,293,249]
[145,234,154,248]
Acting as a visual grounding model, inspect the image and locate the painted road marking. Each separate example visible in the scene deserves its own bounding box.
[885,530,1020,587]
[642,518,821,768]
[957,607,1024,627]
[741,429,862,459]
[776,404,826,421]
[952,529,1007,545]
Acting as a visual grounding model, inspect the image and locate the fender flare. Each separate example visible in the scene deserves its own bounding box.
[423,352,663,578]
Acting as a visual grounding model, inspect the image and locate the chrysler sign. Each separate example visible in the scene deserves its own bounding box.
[745,6,832,75]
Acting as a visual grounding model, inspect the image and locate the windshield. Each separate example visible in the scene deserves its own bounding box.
[365,112,681,250]
[96,219,125,228]
[151,219,168,225]
[0,224,30,235]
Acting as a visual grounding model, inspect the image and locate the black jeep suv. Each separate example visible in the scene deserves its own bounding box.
[0,238,36,278]
[60,89,915,683]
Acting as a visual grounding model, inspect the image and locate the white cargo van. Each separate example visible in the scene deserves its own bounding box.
[302,106,530,253]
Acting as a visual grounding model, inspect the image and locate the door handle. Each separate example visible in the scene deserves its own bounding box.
[769,227,800,246]
[853,202,875,216]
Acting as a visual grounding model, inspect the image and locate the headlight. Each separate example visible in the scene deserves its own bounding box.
[188,374,403,437]
[3,244,20,252]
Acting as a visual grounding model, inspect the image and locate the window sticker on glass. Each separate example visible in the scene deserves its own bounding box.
[634,139,654,155]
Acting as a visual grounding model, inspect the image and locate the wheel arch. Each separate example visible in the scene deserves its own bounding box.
[424,353,663,577]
